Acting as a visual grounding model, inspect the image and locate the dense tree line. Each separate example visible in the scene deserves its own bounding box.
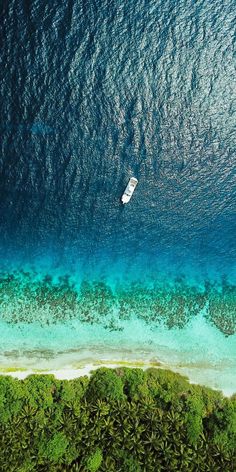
[0,368,235,471]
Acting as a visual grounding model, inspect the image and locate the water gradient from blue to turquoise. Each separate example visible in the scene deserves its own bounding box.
[0,0,236,378]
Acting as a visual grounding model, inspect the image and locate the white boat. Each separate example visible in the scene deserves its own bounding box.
[121,177,138,204]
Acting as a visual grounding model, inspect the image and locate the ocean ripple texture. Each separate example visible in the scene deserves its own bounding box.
[0,0,236,344]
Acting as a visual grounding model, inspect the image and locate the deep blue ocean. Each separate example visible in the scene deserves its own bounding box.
[0,1,236,387]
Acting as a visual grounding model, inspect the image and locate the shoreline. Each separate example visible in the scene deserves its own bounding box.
[0,313,235,397]
[0,350,235,397]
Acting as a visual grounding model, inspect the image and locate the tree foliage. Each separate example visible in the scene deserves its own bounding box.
[0,368,235,471]
[86,448,103,472]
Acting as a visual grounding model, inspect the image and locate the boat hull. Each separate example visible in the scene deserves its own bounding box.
[121,177,138,204]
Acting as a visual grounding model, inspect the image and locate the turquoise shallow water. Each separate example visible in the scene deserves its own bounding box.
[1,278,236,394]
[0,264,235,390]
[0,263,235,334]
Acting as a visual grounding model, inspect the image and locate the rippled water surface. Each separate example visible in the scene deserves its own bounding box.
[0,0,236,387]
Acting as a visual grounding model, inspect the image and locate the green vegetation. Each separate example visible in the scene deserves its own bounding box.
[0,368,235,471]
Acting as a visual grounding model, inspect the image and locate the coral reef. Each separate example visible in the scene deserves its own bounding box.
[0,270,235,335]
